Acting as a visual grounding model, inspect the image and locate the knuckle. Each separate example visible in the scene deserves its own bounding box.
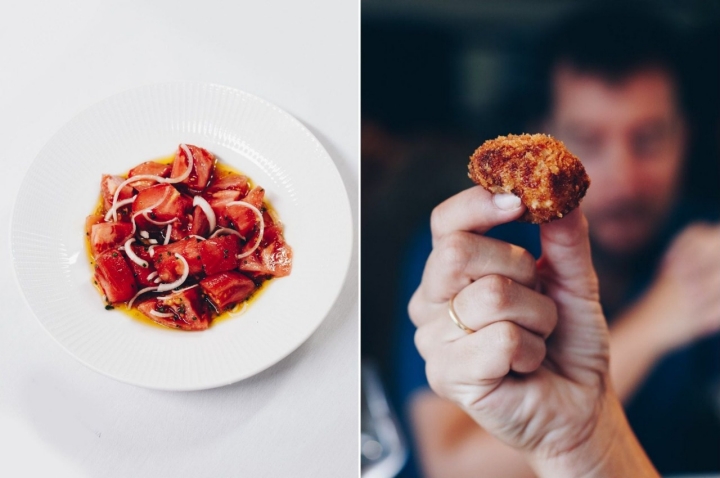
[516,248,537,282]
[537,293,558,327]
[530,340,548,370]
[425,360,446,397]
[436,233,471,273]
[680,223,707,242]
[472,343,511,382]
[413,327,431,358]
[468,353,499,384]
[407,292,423,324]
[429,205,446,236]
[495,321,522,355]
[546,298,559,330]
[479,274,511,310]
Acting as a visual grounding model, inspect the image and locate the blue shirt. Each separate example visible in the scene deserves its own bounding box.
[394,204,720,476]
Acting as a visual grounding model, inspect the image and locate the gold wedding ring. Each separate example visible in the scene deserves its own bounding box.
[448,295,474,334]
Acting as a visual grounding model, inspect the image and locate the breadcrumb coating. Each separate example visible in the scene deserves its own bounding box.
[468,133,590,224]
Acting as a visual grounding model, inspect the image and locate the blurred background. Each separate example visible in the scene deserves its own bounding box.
[361,1,720,477]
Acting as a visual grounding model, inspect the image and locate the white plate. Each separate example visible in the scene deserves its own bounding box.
[11,83,352,391]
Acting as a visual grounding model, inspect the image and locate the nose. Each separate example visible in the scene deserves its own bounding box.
[604,141,640,200]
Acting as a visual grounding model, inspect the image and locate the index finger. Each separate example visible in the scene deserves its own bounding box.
[431,186,526,244]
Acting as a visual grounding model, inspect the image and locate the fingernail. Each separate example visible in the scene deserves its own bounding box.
[493,193,522,210]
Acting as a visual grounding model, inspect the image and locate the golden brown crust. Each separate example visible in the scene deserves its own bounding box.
[468,133,590,224]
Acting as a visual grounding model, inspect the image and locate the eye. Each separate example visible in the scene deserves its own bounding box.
[564,133,602,160]
[631,124,669,157]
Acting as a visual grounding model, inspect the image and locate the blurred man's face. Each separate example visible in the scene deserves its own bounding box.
[549,65,686,256]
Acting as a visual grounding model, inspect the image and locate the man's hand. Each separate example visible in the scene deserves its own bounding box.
[409,187,656,477]
[608,222,720,401]
[635,222,720,353]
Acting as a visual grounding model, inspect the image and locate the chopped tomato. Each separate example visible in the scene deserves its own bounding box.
[237,253,266,276]
[94,250,138,303]
[237,228,292,278]
[207,190,242,227]
[132,184,191,228]
[167,218,188,242]
[136,287,209,330]
[260,240,292,277]
[220,186,264,235]
[170,144,215,192]
[188,206,210,237]
[127,244,157,287]
[101,175,133,213]
[261,224,292,277]
[237,244,293,278]
[262,209,276,228]
[261,224,283,247]
[152,237,204,282]
[243,186,265,209]
[200,235,240,276]
[128,161,171,190]
[207,173,249,195]
[207,189,242,205]
[200,271,256,311]
[90,222,133,256]
[85,214,103,237]
[225,204,257,237]
[161,212,192,242]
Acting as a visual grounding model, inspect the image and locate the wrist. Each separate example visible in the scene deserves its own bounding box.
[616,291,674,357]
[528,387,658,478]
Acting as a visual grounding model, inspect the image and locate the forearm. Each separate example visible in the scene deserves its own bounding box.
[608,302,665,402]
[411,392,535,478]
[421,431,536,478]
[529,390,658,478]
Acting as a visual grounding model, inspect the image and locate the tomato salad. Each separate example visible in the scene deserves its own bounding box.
[85,144,292,330]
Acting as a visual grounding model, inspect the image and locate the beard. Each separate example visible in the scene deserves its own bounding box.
[586,199,669,259]
[592,199,659,224]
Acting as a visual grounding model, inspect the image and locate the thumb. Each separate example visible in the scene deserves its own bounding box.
[537,208,599,302]
[538,209,608,388]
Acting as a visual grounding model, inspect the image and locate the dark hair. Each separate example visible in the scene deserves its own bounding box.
[528,4,685,121]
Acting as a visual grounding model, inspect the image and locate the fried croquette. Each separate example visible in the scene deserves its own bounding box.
[468,133,590,224]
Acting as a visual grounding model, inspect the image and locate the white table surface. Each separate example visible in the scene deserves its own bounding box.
[0,1,358,476]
